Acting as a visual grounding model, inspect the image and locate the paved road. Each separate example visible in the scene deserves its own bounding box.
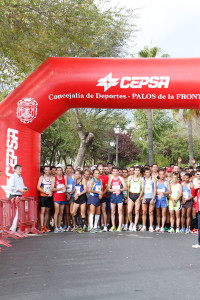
[0,231,199,300]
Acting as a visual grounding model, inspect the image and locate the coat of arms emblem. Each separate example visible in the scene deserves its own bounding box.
[16,97,38,123]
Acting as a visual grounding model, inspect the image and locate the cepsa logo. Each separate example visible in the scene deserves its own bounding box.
[96,72,170,92]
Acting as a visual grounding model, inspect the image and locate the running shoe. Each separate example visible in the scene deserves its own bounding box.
[44,226,51,232]
[164,226,170,232]
[117,226,122,232]
[194,229,199,234]
[140,226,146,232]
[40,226,46,233]
[176,228,180,233]
[87,226,91,232]
[65,226,72,232]
[95,228,102,233]
[132,224,137,232]
[180,228,185,233]
[109,226,116,232]
[149,226,155,232]
[160,227,165,233]
[54,227,59,233]
[192,244,200,249]
[155,226,160,232]
[168,227,175,233]
[190,228,196,233]
[138,224,143,231]
[89,228,96,233]
[129,223,133,231]
[71,227,76,232]
[185,228,190,234]
[59,226,65,232]
[103,226,108,232]
[123,224,128,231]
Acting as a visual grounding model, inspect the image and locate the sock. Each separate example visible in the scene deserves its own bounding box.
[192,217,197,230]
[81,218,86,228]
[74,214,79,226]
[94,215,100,228]
[89,214,94,228]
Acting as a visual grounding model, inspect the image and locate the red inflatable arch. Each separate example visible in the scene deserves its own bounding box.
[0,57,200,199]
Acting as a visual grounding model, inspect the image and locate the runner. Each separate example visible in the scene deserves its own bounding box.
[127,166,144,232]
[84,169,92,230]
[181,173,193,233]
[72,170,87,232]
[152,164,159,179]
[37,166,52,233]
[107,167,127,232]
[191,171,200,233]
[98,165,109,232]
[51,166,67,233]
[104,165,110,176]
[122,168,129,231]
[65,165,75,231]
[168,172,182,233]
[155,169,171,233]
[166,167,173,182]
[88,169,103,232]
[50,166,56,177]
[141,167,156,232]
[191,171,200,248]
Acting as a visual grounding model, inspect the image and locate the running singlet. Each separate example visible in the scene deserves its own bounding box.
[53,175,66,202]
[182,182,192,199]
[99,174,109,197]
[40,175,52,196]
[129,176,141,194]
[170,183,180,200]
[75,178,84,195]
[143,176,154,199]
[156,180,167,201]
[66,174,75,196]
[110,177,123,195]
[90,178,102,197]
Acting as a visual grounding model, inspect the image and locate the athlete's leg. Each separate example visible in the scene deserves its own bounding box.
[70,202,76,227]
[156,207,161,228]
[40,207,45,227]
[128,200,134,224]
[181,207,186,228]
[149,204,155,227]
[89,204,96,228]
[94,205,101,229]
[54,202,60,228]
[142,204,148,227]
[80,202,86,228]
[186,207,192,229]
[117,203,123,227]
[161,207,167,228]
[101,202,107,228]
[175,209,180,228]
[72,203,80,226]
[169,210,175,228]
[134,201,141,226]
[44,207,50,227]
[58,204,65,227]
[111,203,116,227]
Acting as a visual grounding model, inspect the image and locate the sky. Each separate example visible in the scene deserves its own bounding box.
[109,0,200,58]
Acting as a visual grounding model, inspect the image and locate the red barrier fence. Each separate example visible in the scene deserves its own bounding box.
[0,197,41,251]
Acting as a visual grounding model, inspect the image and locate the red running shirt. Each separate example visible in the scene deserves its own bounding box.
[99,174,109,197]
[53,175,66,202]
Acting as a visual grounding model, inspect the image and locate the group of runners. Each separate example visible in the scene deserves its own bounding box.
[37,162,200,248]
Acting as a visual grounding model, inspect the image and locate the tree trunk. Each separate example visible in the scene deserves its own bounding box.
[188,119,194,164]
[74,109,94,169]
[147,109,154,165]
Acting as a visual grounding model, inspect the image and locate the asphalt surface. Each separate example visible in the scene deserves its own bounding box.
[0,230,200,300]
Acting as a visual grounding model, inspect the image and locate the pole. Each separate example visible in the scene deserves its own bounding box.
[116,134,119,167]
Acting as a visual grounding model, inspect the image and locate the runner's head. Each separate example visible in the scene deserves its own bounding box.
[65,164,73,175]
[83,169,91,180]
[189,165,194,173]
[50,166,56,176]
[98,164,104,175]
[107,162,113,173]
[130,166,135,176]
[158,168,165,180]
[56,166,63,176]
[173,165,179,173]
[152,164,158,173]
[134,166,141,176]
[184,172,191,183]
[190,170,195,181]
[166,167,173,178]
[144,166,151,178]
[196,170,200,180]
[93,169,100,180]
[172,172,179,183]
[14,164,22,175]
[122,168,128,178]
[104,165,109,175]
[75,169,82,180]
[43,166,51,175]
[118,168,123,176]
[112,166,119,177]
[180,171,185,182]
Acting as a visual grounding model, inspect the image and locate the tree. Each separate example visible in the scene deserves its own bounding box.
[173,109,200,164]
[137,46,169,164]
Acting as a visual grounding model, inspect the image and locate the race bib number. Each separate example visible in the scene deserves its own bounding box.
[57,184,65,193]
[131,185,140,193]
[145,183,152,194]
[96,185,101,192]
[67,184,73,193]
[112,184,120,194]
[171,190,178,199]
[44,185,51,193]
[183,191,189,199]
[75,186,81,194]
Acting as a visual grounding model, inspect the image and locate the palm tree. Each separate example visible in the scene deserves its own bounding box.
[173,109,200,164]
[138,46,169,165]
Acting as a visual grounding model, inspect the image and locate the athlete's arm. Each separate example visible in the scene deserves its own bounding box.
[37,176,44,193]
[138,177,144,201]
[175,184,182,202]
[187,183,194,200]
[107,178,112,193]
[152,178,157,200]
[51,177,63,192]
[119,177,127,192]
[127,176,131,200]
[165,181,171,195]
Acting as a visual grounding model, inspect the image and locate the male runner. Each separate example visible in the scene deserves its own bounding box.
[65,164,75,231]
[191,171,200,248]
[152,164,159,179]
[98,165,109,232]
[155,169,171,233]
[107,167,127,232]
[168,173,182,233]
[181,173,193,233]
[141,167,156,232]
[37,166,52,233]
[122,168,129,231]
[50,166,57,177]
[51,166,67,233]
[127,166,144,232]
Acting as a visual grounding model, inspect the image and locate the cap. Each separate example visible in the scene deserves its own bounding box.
[166,167,173,172]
